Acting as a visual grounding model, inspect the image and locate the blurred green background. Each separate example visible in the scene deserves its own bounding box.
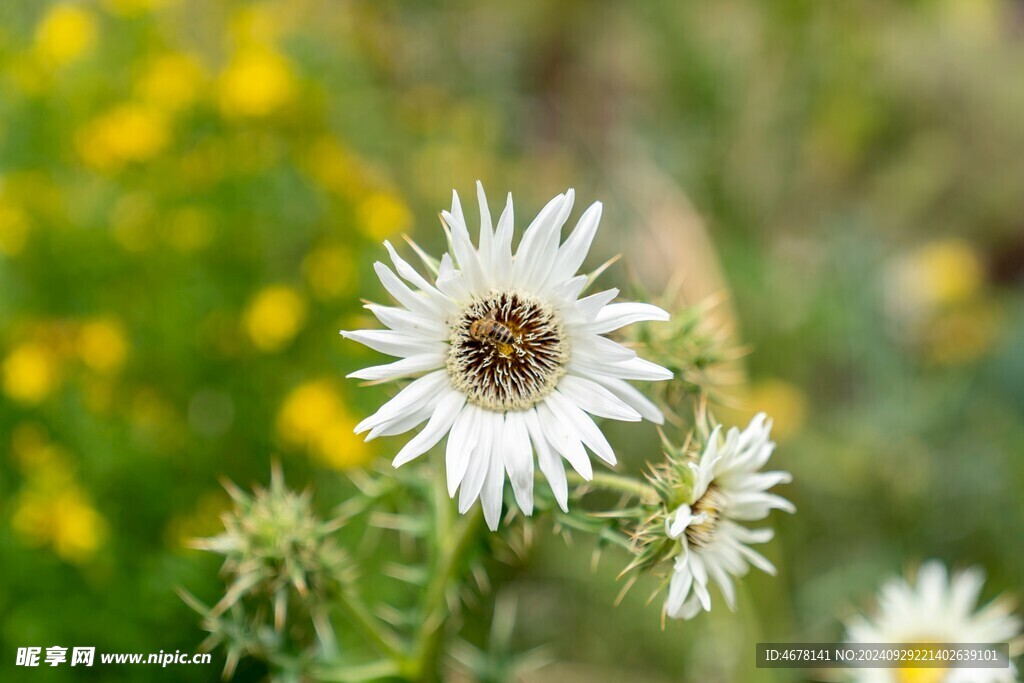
[1,0,1023,681]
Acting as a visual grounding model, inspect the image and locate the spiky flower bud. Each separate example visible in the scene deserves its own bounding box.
[622,296,743,422]
[184,466,349,678]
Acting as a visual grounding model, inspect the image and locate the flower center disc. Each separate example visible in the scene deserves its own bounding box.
[447,291,567,411]
[686,486,725,550]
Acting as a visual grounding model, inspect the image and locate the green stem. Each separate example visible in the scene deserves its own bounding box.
[409,504,485,681]
[314,659,403,682]
[335,585,406,662]
[567,470,657,500]
[554,510,634,551]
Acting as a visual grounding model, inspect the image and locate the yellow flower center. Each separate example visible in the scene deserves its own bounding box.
[896,667,945,683]
[896,642,946,683]
[685,486,725,549]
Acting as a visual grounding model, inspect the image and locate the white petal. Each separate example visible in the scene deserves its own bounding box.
[727,494,793,521]
[502,411,534,515]
[435,253,471,302]
[364,304,448,340]
[366,405,434,440]
[458,411,493,513]
[347,353,445,381]
[548,201,602,286]
[354,371,449,433]
[536,401,592,480]
[690,559,712,611]
[476,181,493,264]
[667,562,693,615]
[584,302,671,335]
[735,535,776,575]
[556,375,641,422]
[576,288,619,321]
[707,561,738,611]
[340,330,446,358]
[491,193,514,287]
[591,376,664,424]
[383,241,452,312]
[442,190,484,291]
[514,190,573,289]
[949,567,985,619]
[512,193,563,284]
[451,188,465,228]
[571,355,673,382]
[548,275,588,305]
[373,262,438,317]
[546,391,617,466]
[743,470,793,490]
[446,405,479,497]
[571,334,636,363]
[392,390,465,467]
[524,408,567,512]
[676,595,705,620]
[733,524,774,545]
[667,505,695,538]
[480,412,506,530]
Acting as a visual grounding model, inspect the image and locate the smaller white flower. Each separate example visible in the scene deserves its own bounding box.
[846,561,1022,683]
[664,413,794,619]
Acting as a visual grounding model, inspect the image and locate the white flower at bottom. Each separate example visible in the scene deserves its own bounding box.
[342,183,672,529]
[663,413,794,619]
[845,561,1022,683]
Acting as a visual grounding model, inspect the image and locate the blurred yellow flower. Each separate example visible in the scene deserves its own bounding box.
[2,342,61,404]
[276,379,372,469]
[303,245,355,300]
[276,379,341,446]
[889,239,985,319]
[136,52,205,112]
[357,191,412,241]
[218,49,296,118]
[749,379,807,442]
[77,104,170,171]
[942,0,998,42]
[719,378,807,442]
[243,285,307,352]
[315,419,372,470]
[34,4,97,68]
[0,204,30,256]
[303,137,374,199]
[12,480,107,564]
[77,319,129,373]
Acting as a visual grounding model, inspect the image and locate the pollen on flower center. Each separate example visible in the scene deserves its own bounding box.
[447,290,568,411]
[685,486,726,550]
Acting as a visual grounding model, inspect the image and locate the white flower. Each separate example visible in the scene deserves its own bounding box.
[664,413,793,619]
[342,183,672,530]
[846,561,1022,683]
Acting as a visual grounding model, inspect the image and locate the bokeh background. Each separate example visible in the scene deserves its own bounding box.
[2,0,1023,681]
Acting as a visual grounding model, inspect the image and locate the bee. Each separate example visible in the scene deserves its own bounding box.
[469,308,518,358]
